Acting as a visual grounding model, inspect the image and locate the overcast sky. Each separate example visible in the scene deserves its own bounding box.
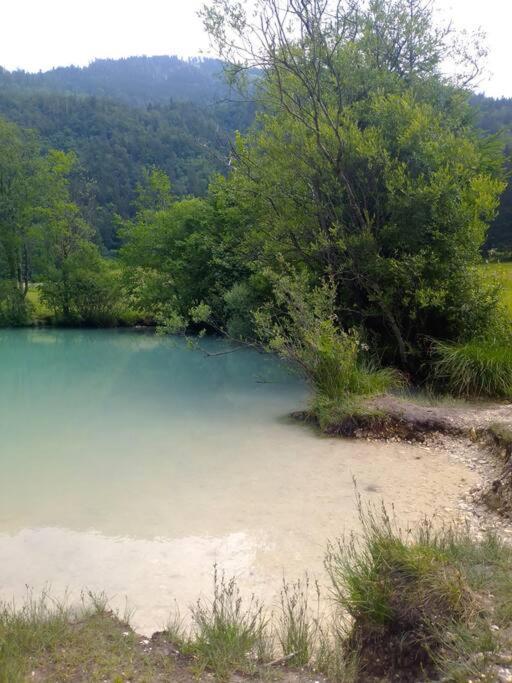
[0,0,510,97]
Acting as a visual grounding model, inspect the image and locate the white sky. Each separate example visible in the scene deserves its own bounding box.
[0,0,510,97]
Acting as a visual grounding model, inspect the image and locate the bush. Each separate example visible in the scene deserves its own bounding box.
[325,503,477,680]
[41,244,124,326]
[431,339,512,398]
[255,273,404,427]
[0,281,32,326]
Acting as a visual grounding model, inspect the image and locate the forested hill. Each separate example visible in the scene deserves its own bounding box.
[0,56,230,106]
[0,57,254,249]
[0,55,510,250]
[0,88,234,248]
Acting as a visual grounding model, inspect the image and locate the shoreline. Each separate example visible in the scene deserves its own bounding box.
[3,403,512,681]
[293,393,512,530]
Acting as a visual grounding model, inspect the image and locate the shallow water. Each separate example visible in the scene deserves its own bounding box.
[0,329,476,633]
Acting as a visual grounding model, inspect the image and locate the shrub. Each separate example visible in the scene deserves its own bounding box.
[0,281,32,326]
[255,273,404,427]
[325,502,477,679]
[431,338,512,398]
[41,244,124,326]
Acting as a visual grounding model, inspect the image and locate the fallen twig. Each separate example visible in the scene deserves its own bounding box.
[200,345,245,357]
[264,652,298,667]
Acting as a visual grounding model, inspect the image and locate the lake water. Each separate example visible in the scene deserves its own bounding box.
[0,329,476,634]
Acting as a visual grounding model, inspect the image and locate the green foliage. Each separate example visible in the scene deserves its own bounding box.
[473,94,512,250]
[41,244,124,326]
[223,274,272,339]
[325,503,481,679]
[0,57,251,248]
[0,117,53,301]
[431,338,512,398]
[204,0,506,370]
[120,178,255,333]
[121,196,217,320]
[0,115,132,327]
[0,117,115,326]
[256,273,403,427]
[482,261,512,316]
[0,281,32,326]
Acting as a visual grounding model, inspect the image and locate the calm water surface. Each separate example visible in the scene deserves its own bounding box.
[0,329,476,633]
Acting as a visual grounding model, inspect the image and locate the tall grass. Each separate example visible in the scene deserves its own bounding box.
[0,592,71,683]
[188,567,268,680]
[324,499,512,680]
[276,576,320,667]
[431,339,512,398]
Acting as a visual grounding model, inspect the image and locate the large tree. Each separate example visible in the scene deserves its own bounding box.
[0,116,114,324]
[202,0,506,367]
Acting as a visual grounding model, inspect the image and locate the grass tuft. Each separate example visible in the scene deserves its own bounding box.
[0,591,71,683]
[276,576,319,667]
[324,499,507,680]
[431,338,512,398]
[188,566,268,680]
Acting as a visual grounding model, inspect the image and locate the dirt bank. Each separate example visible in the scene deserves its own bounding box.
[294,394,512,526]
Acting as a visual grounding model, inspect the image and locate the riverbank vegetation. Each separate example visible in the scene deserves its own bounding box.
[1,0,512,410]
[3,506,511,682]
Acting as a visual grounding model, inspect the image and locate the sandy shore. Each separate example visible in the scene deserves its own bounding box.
[0,428,482,635]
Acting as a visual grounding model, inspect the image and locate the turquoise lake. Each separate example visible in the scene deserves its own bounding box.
[0,329,474,633]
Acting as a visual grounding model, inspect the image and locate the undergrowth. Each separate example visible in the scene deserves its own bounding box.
[255,273,405,432]
[185,567,268,680]
[431,338,512,398]
[2,509,511,682]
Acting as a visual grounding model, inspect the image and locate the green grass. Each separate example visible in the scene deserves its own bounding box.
[0,591,174,682]
[25,285,52,322]
[276,576,320,668]
[482,261,512,317]
[431,338,512,398]
[305,331,405,432]
[324,501,512,681]
[185,568,269,680]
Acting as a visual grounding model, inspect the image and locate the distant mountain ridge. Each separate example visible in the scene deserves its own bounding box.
[0,56,253,249]
[0,56,231,107]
